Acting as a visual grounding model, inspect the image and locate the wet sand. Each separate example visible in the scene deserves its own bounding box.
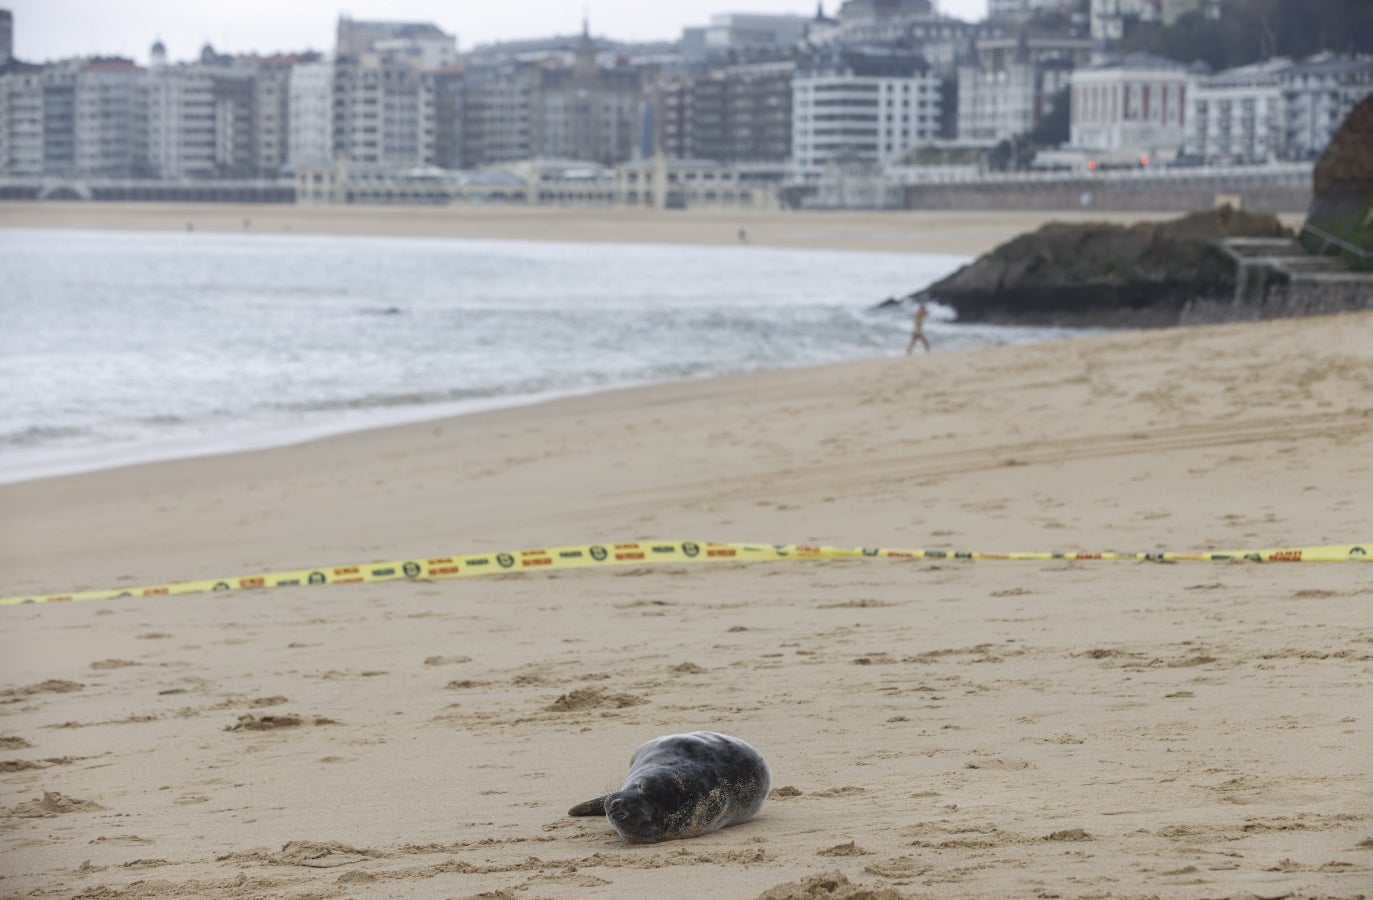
[0,201,1230,256]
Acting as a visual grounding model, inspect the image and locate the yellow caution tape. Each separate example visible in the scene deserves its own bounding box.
[1,540,1368,607]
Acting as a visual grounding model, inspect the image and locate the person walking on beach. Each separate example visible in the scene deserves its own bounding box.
[906,302,930,355]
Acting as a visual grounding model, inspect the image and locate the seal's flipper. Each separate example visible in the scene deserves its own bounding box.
[568,796,608,817]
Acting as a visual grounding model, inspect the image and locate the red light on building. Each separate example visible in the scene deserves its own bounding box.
[1087,160,1097,171]
[1139,155,1150,166]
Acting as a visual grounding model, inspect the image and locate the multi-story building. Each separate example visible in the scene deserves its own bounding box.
[40,66,77,175]
[792,47,943,173]
[249,58,295,177]
[0,69,42,175]
[329,18,456,170]
[717,60,794,163]
[532,29,642,165]
[147,46,213,179]
[74,59,149,177]
[1070,53,1188,158]
[654,60,794,164]
[459,62,536,166]
[957,32,1092,143]
[332,55,436,168]
[145,44,300,180]
[210,70,258,177]
[1280,55,1373,161]
[288,59,333,170]
[431,67,464,170]
[1184,58,1288,164]
[0,58,149,178]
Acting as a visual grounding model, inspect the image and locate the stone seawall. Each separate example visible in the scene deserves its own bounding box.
[905,180,1310,214]
[1180,278,1373,325]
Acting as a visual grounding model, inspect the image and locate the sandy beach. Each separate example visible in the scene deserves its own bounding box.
[1,204,1371,898]
[0,201,1292,256]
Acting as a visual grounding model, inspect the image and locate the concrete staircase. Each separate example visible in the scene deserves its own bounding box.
[1179,231,1373,325]
[1221,237,1352,277]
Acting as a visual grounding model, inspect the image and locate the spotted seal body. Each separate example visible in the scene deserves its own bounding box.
[568,731,770,843]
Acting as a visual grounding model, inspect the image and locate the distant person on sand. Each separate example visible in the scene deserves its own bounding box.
[905,302,930,355]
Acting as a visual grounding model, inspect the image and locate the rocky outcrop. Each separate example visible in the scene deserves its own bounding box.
[904,208,1291,327]
[1302,93,1373,267]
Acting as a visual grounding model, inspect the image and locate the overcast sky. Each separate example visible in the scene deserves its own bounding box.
[7,0,989,64]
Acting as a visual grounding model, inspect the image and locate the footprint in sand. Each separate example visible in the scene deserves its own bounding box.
[965,758,1033,771]
[225,714,339,732]
[424,655,473,667]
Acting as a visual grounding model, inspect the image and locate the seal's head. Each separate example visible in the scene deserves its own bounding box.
[604,771,716,843]
[604,785,669,842]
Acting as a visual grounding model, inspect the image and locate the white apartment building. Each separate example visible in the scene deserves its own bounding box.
[330,18,452,169]
[0,59,148,178]
[147,60,216,178]
[333,55,436,168]
[957,34,1091,143]
[792,48,942,174]
[959,58,1075,142]
[1070,54,1188,159]
[1280,55,1373,160]
[288,59,333,169]
[74,61,149,176]
[1184,58,1288,164]
[0,70,43,176]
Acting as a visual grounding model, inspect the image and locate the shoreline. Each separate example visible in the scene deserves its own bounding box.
[0,319,1066,488]
[0,382,623,488]
[0,201,1294,256]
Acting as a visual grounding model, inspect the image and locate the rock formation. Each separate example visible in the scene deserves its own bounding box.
[901,207,1291,327]
[1302,92,1373,267]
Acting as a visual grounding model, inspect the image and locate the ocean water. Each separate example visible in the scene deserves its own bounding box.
[0,228,1079,484]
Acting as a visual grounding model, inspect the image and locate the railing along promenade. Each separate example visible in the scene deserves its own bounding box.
[891,161,1314,186]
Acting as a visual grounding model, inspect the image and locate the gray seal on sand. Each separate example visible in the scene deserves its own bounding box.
[568,731,770,843]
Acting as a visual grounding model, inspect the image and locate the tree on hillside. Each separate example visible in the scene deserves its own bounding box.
[1119,0,1373,68]
[1030,87,1072,148]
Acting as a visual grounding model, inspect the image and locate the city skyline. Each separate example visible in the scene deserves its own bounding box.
[6,0,990,65]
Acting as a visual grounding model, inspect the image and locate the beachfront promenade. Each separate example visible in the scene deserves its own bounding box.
[0,161,1314,213]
